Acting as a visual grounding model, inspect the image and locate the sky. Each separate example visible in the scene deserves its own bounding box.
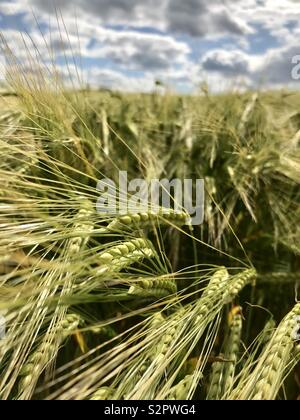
[0,0,300,92]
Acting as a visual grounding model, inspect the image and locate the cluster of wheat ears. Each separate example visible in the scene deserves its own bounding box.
[0,36,299,400]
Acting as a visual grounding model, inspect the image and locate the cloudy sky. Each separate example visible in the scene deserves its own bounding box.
[0,0,300,92]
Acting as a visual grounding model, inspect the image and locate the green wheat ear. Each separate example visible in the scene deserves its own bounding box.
[166,374,195,400]
[18,313,82,399]
[89,387,114,400]
[128,276,177,298]
[104,208,192,233]
[231,302,300,400]
[196,269,256,323]
[207,359,225,400]
[66,198,94,253]
[207,307,243,399]
[260,318,276,348]
[96,238,156,274]
[221,307,243,393]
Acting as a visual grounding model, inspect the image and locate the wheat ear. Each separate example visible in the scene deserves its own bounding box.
[105,208,192,233]
[128,276,177,298]
[67,198,94,254]
[151,269,254,379]
[260,318,276,348]
[156,269,255,367]
[89,387,113,400]
[232,302,300,400]
[18,313,82,397]
[91,324,117,339]
[238,92,258,135]
[166,374,194,400]
[196,269,256,323]
[258,272,300,284]
[130,312,166,381]
[97,238,155,274]
[207,359,225,400]
[222,307,243,393]
[207,307,243,399]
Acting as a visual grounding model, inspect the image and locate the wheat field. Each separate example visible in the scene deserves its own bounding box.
[0,53,299,400]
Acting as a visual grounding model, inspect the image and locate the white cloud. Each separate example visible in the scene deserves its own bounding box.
[199,40,300,90]
[0,1,27,15]
[201,49,251,76]
[81,67,156,92]
[165,0,253,38]
[1,0,300,92]
[1,24,191,75]
[232,0,300,44]
[90,33,189,71]
[8,0,255,38]
[253,41,300,86]
[25,0,168,30]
